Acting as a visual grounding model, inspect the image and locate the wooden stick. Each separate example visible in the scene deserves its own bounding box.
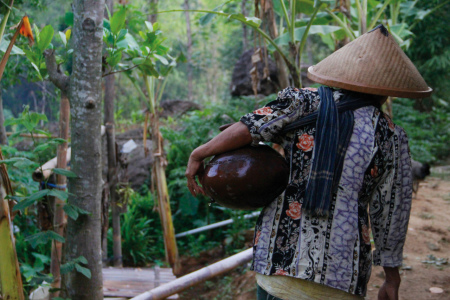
[50,92,70,298]
[130,248,253,300]
[0,19,22,82]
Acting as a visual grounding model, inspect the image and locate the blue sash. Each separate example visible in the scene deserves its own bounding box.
[282,87,380,217]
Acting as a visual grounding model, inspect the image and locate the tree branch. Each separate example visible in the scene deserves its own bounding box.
[43,49,69,93]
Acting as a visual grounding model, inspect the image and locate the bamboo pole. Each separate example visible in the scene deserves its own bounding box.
[49,92,70,298]
[144,76,180,274]
[0,150,24,300]
[130,248,253,300]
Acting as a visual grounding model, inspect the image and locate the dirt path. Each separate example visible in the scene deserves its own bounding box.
[179,176,450,299]
[366,176,450,300]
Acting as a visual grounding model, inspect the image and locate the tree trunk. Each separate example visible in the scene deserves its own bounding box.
[241,0,248,51]
[49,92,70,299]
[148,0,158,23]
[262,0,289,89]
[64,0,105,298]
[0,87,8,145]
[104,0,122,268]
[184,0,193,101]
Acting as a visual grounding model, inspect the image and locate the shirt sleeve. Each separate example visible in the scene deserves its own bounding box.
[370,127,413,267]
[239,87,319,146]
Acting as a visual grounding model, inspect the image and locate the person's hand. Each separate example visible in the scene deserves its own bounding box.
[378,267,401,300]
[185,152,206,197]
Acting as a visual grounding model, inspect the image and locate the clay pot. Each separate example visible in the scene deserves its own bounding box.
[200,144,289,210]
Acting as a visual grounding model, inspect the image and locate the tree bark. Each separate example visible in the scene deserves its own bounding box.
[262,0,289,89]
[0,87,8,145]
[64,0,105,298]
[241,0,248,51]
[184,0,193,101]
[49,92,70,299]
[148,0,158,23]
[104,0,122,268]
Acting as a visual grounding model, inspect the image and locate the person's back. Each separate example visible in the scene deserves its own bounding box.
[240,87,412,298]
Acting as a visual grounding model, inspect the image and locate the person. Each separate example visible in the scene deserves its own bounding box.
[186,25,431,300]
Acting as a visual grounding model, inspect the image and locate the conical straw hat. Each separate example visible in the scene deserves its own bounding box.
[307,25,432,98]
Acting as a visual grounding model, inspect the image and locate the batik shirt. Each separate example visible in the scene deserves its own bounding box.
[240,87,412,296]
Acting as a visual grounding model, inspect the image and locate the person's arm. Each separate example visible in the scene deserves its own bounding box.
[185,122,252,196]
[370,127,412,300]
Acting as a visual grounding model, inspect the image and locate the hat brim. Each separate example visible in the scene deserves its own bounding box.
[307,67,433,99]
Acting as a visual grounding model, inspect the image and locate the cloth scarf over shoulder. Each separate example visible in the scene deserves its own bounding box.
[282,87,380,216]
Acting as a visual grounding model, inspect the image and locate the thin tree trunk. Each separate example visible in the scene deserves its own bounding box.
[241,0,248,50]
[148,0,158,23]
[145,76,180,275]
[104,0,122,268]
[262,0,289,89]
[64,0,105,298]
[0,87,8,145]
[49,92,70,299]
[184,0,193,101]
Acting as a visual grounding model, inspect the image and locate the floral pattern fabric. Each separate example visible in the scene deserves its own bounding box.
[240,87,412,296]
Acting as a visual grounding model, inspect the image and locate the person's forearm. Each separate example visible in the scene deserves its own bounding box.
[191,122,252,160]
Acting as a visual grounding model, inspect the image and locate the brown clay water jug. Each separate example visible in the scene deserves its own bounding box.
[200,144,289,210]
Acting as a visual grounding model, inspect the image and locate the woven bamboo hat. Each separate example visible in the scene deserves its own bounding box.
[307,25,432,98]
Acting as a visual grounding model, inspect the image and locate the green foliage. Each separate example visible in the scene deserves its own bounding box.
[60,256,91,279]
[393,98,449,163]
[108,192,165,266]
[25,230,65,249]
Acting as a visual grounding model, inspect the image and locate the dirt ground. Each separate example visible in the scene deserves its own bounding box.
[179,175,450,300]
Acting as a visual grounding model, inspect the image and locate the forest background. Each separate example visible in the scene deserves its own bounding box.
[0,0,448,298]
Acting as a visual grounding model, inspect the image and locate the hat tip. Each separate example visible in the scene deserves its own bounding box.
[369,24,389,37]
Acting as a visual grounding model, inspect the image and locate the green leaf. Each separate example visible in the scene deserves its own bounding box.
[64,204,90,220]
[60,261,75,275]
[52,168,78,178]
[110,7,127,35]
[116,29,128,42]
[154,54,168,65]
[58,31,67,46]
[106,51,122,67]
[117,33,139,50]
[64,12,74,26]
[28,189,51,202]
[75,256,88,264]
[33,143,51,153]
[48,190,69,201]
[199,2,228,26]
[25,231,65,248]
[145,21,153,32]
[0,157,31,165]
[38,25,54,53]
[272,25,341,48]
[132,57,145,65]
[75,264,91,279]
[0,39,24,55]
[63,204,79,220]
